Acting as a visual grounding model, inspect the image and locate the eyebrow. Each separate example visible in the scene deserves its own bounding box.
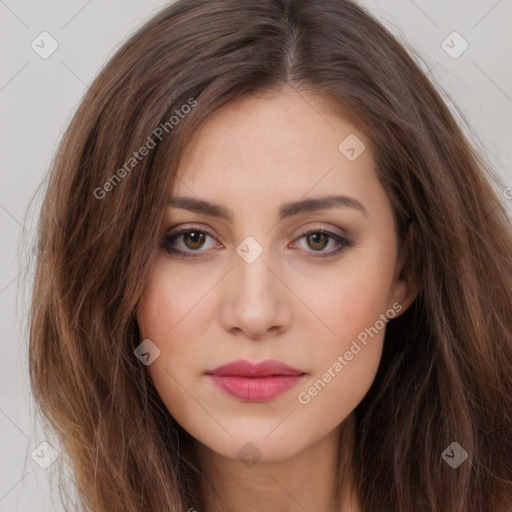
[167,194,367,221]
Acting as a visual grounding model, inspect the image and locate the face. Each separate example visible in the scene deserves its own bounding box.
[136,85,415,463]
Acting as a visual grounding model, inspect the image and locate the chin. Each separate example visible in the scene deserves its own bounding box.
[192,419,322,464]
[215,437,306,464]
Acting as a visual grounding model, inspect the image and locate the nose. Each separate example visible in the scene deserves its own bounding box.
[219,248,292,340]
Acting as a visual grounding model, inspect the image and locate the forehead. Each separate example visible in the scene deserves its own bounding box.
[171,87,384,221]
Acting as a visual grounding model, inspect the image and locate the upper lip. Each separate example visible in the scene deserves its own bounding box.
[207,359,305,377]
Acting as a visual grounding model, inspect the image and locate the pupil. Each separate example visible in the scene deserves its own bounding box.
[308,233,327,250]
[185,231,204,249]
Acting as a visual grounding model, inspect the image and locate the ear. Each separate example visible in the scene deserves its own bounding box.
[387,221,420,317]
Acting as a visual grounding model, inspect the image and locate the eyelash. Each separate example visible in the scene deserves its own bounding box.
[160,225,351,260]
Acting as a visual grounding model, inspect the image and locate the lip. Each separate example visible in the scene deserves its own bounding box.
[206,359,306,402]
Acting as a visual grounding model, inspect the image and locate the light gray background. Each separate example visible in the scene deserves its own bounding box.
[1,1,511,510]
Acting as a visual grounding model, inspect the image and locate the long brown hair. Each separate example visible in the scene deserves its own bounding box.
[28,0,512,510]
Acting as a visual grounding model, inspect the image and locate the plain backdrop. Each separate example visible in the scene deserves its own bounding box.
[1,1,511,510]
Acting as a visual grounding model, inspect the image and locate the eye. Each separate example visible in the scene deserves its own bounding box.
[161,225,351,260]
[161,226,218,259]
[291,227,351,259]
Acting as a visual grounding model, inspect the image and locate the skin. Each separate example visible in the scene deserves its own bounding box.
[136,85,417,511]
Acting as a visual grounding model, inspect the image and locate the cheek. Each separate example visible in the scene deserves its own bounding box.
[136,270,184,381]
[137,262,209,355]
[297,263,393,420]
[136,275,201,432]
[136,261,215,410]
[316,262,393,349]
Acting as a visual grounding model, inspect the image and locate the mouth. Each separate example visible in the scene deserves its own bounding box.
[206,359,307,402]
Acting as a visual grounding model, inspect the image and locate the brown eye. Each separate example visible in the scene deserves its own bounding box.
[161,226,351,261]
[181,231,206,250]
[161,227,218,258]
[293,228,351,259]
[305,232,329,251]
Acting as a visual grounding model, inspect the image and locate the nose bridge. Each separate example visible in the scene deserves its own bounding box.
[234,240,278,308]
[220,237,290,337]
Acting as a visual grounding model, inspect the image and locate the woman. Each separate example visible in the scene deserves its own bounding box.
[28,0,512,510]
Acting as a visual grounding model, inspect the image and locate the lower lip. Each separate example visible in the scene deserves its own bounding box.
[208,374,305,401]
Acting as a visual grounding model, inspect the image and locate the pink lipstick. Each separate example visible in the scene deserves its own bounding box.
[206,359,306,402]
